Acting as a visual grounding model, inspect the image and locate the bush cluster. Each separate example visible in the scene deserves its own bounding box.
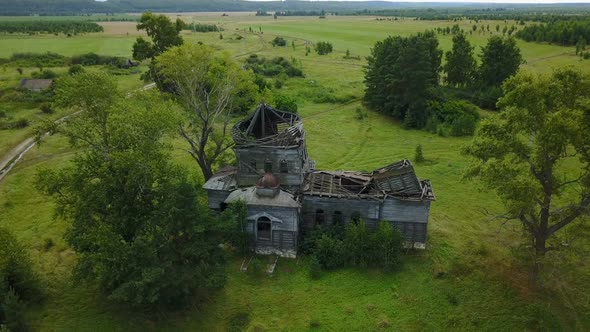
[0,21,103,34]
[271,36,287,47]
[315,41,333,55]
[303,220,403,273]
[426,99,480,137]
[0,228,40,331]
[184,23,221,32]
[244,55,303,78]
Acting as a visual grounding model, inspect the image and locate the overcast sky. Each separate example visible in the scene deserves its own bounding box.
[245,0,590,3]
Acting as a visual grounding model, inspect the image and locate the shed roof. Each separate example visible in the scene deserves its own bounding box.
[225,187,300,208]
[19,79,53,91]
[303,160,435,201]
[231,103,304,148]
[203,166,238,191]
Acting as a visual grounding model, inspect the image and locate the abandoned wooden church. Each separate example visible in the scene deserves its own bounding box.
[204,104,435,257]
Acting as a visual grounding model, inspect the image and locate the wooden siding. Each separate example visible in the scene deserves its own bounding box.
[391,221,427,243]
[207,189,231,209]
[302,196,380,230]
[235,146,306,188]
[381,199,430,223]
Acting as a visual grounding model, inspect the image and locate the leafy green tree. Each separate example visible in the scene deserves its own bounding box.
[156,44,258,180]
[36,72,226,305]
[444,33,476,87]
[364,31,442,128]
[463,69,590,278]
[315,41,333,55]
[132,12,184,61]
[478,36,523,88]
[576,36,587,55]
[0,228,39,331]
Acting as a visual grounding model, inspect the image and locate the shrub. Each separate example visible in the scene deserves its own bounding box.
[0,110,6,118]
[374,221,403,271]
[271,36,287,47]
[248,257,264,277]
[415,144,425,163]
[274,77,284,89]
[275,94,298,114]
[428,99,480,136]
[32,69,57,79]
[315,41,333,55]
[40,103,54,114]
[68,64,85,75]
[344,220,374,267]
[314,234,345,269]
[14,118,29,129]
[355,106,367,120]
[1,288,28,332]
[309,256,322,279]
[219,201,252,256]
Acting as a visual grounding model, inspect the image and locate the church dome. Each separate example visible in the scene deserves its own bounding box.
[256,172,280,189]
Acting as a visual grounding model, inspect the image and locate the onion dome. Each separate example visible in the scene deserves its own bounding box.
[256,172,280,189]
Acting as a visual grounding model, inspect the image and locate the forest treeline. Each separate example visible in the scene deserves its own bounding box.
[516,19,590,46]
[0,21,103,34]
[2,0,589,16]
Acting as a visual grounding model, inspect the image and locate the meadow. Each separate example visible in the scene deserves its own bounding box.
[0,13,589,331]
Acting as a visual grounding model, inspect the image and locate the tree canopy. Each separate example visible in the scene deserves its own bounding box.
[36,72,226,305]
[155,44,258,180]
[463,68,590,276]
[478,36,523,87]
[364,31,442,128]
[132,12,184,61]
[444,32,476,87]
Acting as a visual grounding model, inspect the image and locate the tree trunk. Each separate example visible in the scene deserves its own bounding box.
[531,233,547,283]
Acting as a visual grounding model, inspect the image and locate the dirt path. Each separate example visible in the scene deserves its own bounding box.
[0,84,156,183]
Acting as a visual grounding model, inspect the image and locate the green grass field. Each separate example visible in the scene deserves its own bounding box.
[0,14,589,331]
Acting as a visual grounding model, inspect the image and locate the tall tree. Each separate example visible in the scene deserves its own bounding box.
[132,12,184,61]
[155,44,258,180]
[36,72,226,305]
[463,68,590,278]
[478,36,523,87]
[444,32,476,87]
[364,31,442,128]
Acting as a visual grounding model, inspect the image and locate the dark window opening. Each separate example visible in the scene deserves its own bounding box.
[220,202,228,211]
[250,160,257,173]
[333,211,343,225]
[264,159,272,173]
[315,209,325,225]
[257,217,271,241]
[280,159,288,173]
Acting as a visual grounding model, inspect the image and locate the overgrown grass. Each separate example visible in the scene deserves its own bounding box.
[0,14,589,331]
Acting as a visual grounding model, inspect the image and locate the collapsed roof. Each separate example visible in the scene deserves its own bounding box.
[231,103,304,148]
[303,160,435,201]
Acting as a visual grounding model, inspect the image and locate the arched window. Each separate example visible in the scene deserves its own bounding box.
[333,211,343,225]
[257,216,271,241]
[280,159,288,173]
[264,159,272,173]
[315,209,325,225]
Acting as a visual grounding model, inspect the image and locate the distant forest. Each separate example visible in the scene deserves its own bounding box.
[2,0,590,16]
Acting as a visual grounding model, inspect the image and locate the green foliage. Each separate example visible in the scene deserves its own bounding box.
[0,21,103,34]
[274,94,298,114]
[364,31,442,128]
[133,12,183,61]
[444,33,476,87]
[184,23,221,32]
[32,69,57,79]
[427,99,480,136]
[219,201,252,256]
[478,36,523,88]
[303,221,404,271]
[415,144,425,163]
[354,106,367,120]
[156,44,258,180]
[39,103,54,114]
[244,54,304,78]
[37,72,226,306]
[516,19,590,46]
[68,64,84,75]
[271,36,287,47]
[315,41,333,55]
[463,68,590,266]
[314,234,346,269]
[8,52,67,67]
[0,228,40,331]
[308,257,322,279]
